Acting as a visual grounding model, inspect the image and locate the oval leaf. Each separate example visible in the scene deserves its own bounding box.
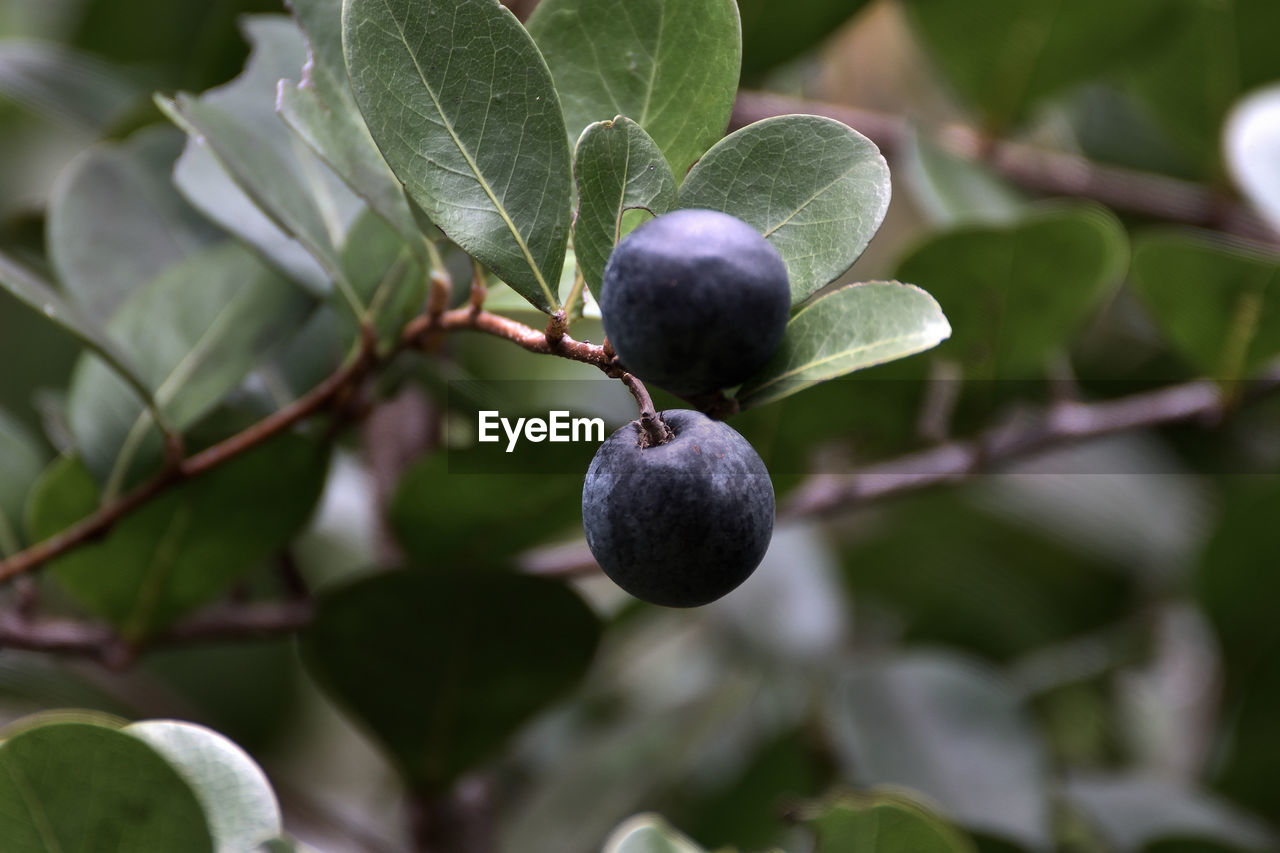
[125,720,283,853]
[0,720,214,852]
[527,0,741,179]
[801,791,977,853]
[1131,229,1280,382]
[601,814,706,853]
[680,115,891,305]
[300,569,600,790]
[344,0,572,312]
[894,203,1128,379]
[573,117,678,301]
[1226,84,1280,236]
[26,433,328,640]
[736,281,951,409]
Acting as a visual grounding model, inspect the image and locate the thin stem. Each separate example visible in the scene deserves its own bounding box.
[563,266,587,323]
[620,373,672,446]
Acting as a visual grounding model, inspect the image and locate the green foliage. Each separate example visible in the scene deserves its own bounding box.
[801,790,977,853]
[602,814,708,853]
[681,115,891,306]
[527,0,741,179]
[0,407,43,556]
[300,569,602,791]
[738,0,872,77]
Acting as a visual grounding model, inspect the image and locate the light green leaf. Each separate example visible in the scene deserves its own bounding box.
[0,408,44,556]
[344,0,572,313]
[278,0,422,245]
[338,209,426,349]
[0,720,214,852]
[526,0,741,180]
[680,115,890,305]
[736,282,950,408]
[27,433,328,640]
[828,652,1051,849]
[0,40,141,130]
[905,0,1169,130]
[801,791,977,853]
[1226,84,1280,235]
[0,250,160,419]
[573,117,677,301]
[162,16,364,299]
[601,814,706,853]
[900,131,1026,227]
[301,569,601,790]
[66,242,311,489]
[894,204,1128,379]
[1131,229,1280,382]
[48,125,222,321]
[125,721,283,853]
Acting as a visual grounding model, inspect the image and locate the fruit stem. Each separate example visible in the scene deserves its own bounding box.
[621,373,672,447]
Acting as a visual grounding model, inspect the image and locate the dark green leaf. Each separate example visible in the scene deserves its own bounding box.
[66,242,311,488]
[26,433,327,639]
[801,790,977,853]
[162,16,364,298]
[905,0,1169,130]
[573,117,677,301]
[1131,230,1280,382]
[1063,775,1275,852]
[0,720,214,852]
[345,0,572,312]
[736,281,950,408]
[828,652,1051,848]
[0,407,44,556]
[738,0,872,77]
[527,0,741,179]
[601,814,706,853]
[301,569,601,790]
[48,125,222,321]
[278,0,422,246]
[680,115,890,305]
[125,720,283,853]
[0,41,141,130]
[894,204,1128,378]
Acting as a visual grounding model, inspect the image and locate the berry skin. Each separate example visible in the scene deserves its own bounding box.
[581,409,775,608]
[600,208,790,396]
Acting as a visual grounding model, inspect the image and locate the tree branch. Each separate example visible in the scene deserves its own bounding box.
[732,91,1278,244]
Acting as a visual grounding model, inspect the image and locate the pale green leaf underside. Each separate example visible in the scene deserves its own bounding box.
[527,0,741,181]
[680,114,891,305]
[736,281,951,408]
[574,117,677,301]
[601,814,706,853]
[344,0,572,313]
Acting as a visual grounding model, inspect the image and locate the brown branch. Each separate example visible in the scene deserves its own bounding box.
[404,306,614,370]
[732,91,1279,244]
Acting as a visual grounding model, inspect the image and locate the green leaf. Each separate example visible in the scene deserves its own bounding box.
[828,652,1051,848]
[573,117,678,301]
[900,132,1026,227]
[0,407,44,556]
[738,0,871,77]
[162,16,364,298]
[904,0,1169,130]
[344,0,572,313]
[48,125,222,321]
[736,281,950,408]
[66,242,312,489]
[26,433,328,640]
[1127,0,1280,170]
[0,40,142,130]
[0,720,214,852]
[526,0,741,180]
[601,814,707,853]
[1063,775,1276,852]
[0,250,160,418]
[801,791,977,853]
[300,569,601,790]
[339,209,426,349]
[680,115,890,305]
[125,720,283,853]
[1226,84,1280,237]
[1131,229,1280,382]
[894,204,1128,379]
[278,0,422,246]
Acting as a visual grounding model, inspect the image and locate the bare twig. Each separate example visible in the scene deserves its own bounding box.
[732,91,1279,244]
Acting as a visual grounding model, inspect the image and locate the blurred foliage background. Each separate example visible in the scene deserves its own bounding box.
[1,0,1280,851]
